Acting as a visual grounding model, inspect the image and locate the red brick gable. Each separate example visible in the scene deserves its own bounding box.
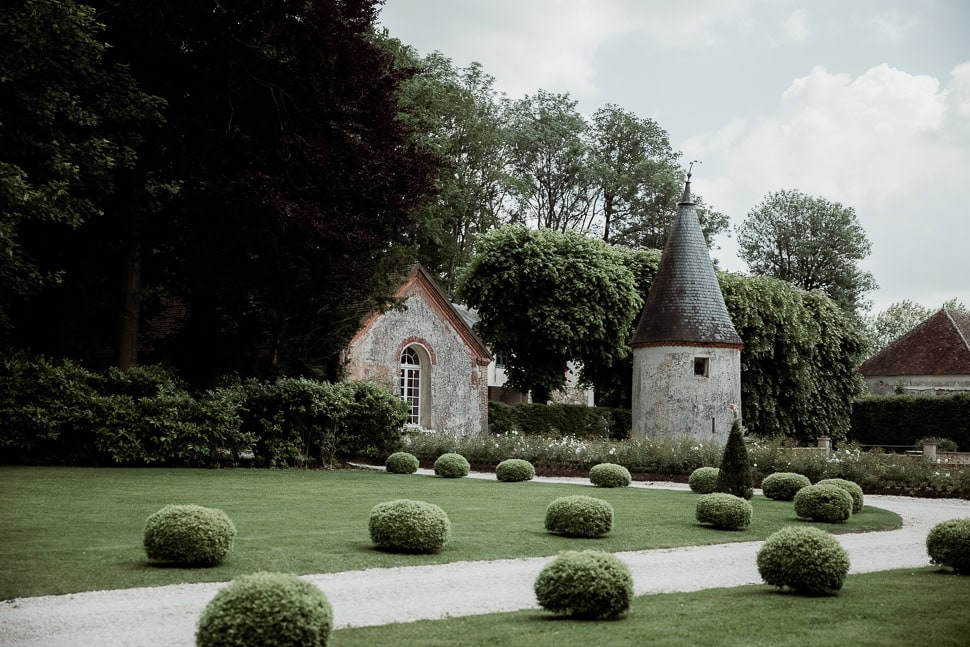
[861,309,970,377]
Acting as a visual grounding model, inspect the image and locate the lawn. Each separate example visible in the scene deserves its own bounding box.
[333,568,970,647]
[0,466,901,600]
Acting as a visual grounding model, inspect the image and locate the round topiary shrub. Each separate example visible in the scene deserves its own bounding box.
[756,526,850,595]
[534,550,633,619]
[695,493,753,530]
[544,495,614,538]
[793,483,853,523]
[589,462,632,488]
[926,517,970,574]
[385,451,419,474]
[816,478,864,513]
[688,467,720,494]
[434,452,470,478]
[143,504,235,566]
[196,572,332,647]
[496,458,535,482]
[368,499,451,553]
[761,472,811,501]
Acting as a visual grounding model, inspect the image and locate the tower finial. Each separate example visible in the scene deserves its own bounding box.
[687,159,701,181]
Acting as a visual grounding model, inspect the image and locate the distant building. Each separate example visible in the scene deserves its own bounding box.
[631,179,743,441]
[861,308,970,396]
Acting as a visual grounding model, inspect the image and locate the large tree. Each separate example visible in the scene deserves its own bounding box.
[456,226,641,402]
[736,189,876,313]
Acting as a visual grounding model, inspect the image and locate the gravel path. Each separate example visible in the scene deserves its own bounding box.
[2,471,968,647]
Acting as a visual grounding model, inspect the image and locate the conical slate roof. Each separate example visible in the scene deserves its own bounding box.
[631,181,743,349]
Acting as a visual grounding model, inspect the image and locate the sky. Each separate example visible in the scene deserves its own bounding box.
[378,0,970,315]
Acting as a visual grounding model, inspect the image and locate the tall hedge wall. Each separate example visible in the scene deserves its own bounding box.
[850,393,970,450]
[488,402,631,440]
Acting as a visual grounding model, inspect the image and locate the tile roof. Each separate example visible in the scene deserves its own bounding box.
[861,308,970,376]
[631,182,743,349]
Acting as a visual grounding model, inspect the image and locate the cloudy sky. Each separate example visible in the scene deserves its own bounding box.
[379,0,970,315]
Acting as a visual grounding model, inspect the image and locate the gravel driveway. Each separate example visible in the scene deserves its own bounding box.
[2,471,968,647]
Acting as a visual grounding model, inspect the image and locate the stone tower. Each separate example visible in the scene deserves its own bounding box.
[631,178,743,442]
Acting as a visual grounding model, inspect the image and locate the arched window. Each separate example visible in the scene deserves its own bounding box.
[400,347,422,425]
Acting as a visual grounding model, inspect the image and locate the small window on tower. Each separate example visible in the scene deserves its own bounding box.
[694,357,709,377]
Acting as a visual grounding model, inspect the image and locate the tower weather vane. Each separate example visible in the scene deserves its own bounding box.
[687,160,701,181]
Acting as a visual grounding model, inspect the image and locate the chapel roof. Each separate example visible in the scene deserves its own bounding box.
[631,180,743,349]
[860,308,970,376]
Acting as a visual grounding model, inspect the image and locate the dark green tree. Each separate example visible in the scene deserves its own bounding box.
[737,189,876,313]
[456,226,641,402]
[716,416,753,499]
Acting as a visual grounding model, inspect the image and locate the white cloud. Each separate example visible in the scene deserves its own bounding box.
[685,63,970,312]
[868,10,919,45]
[781,9,810,43]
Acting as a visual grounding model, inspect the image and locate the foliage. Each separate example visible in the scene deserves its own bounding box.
[457,226,641,400]
[487,401,630,440]
[533,550,633,620]
[717,418,753,499]
[760,472,811,501]
[544,495,614,538]
[926,518,970,575]
[850,394,970,451]
[917,437,959,452]
[589,463,632,488]
[695,493,753,530]
[385,452,419,475]
[793,484,853,523]
[756,526,850,595]
[864,299,966,354]
[495,458,535,482]
[368,499,451,554]
[434,453,471,478]
[688,467,721,494]
[817,478,864,513]
[737,189,876,312]
[196,572,332,647]
[143,504,235,566]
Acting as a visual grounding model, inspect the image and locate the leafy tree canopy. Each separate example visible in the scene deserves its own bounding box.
[456,226,641,402]
[737,189,876,313]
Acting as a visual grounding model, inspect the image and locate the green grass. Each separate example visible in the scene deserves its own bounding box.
[0,466,901,599]
[334,568,970,647]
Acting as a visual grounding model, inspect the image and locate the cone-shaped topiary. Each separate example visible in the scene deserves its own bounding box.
[385,451,419,474]
[534,550,633,619]
[368,499,451,553]
[716,417,753,500]
[757,526,850,595]
[589,463,632,488]
[496,458,536,482]
[926,517,970,574]
[434,453,470,478]
[817,478,864,513]
[144,504,235,566]
[688,467,720,494]
[794,483,853,523]
[695,493,753,530]
[761,472,811,501]
[196,572,332,647]
[545,495,614,538]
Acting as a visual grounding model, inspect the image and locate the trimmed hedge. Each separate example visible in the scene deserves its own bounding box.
[496,458,535,482]
[368,499,451,554]
[434,453,470,478]
[688,467,720,494]
[589,462,631,488]
[385,451,419,474]
[793,484,853,523]
[850,393,970,450]
[761,472,811,501]
[757,526,850,595]
[695,493,753,530]
[143,504,236,566]
[487,401,631,440]
[196,572,332,647]
[817,478,864,512]
[926,518,970,574]
[545,495,614,538]
[534,550,633,619]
